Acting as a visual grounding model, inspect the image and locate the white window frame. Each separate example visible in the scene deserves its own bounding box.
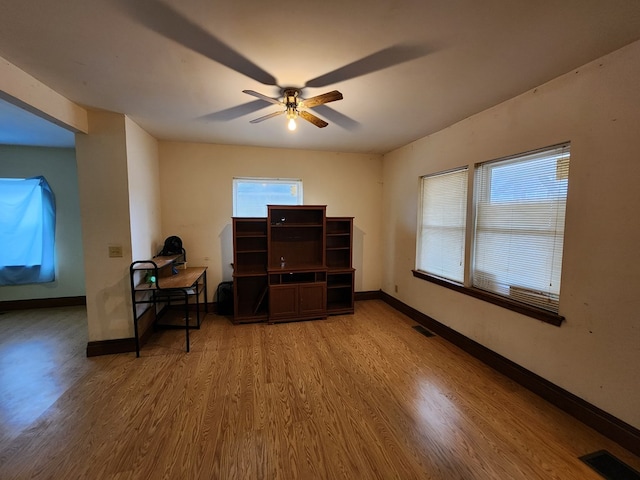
[472,144,570,313]
[233,177,303,217]
[414,143,570,323]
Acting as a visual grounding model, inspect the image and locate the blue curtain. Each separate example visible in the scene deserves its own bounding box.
[0,176,56,285]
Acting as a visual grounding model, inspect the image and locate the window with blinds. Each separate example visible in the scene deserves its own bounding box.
[416,167,468,283]
[472,143,570,312]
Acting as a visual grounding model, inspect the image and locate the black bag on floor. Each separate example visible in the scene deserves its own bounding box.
[216,281,234,315]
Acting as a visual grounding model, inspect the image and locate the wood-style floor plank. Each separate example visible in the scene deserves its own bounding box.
[0,301,639,479]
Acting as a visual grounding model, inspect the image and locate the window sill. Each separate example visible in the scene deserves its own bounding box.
[411,270,564,327]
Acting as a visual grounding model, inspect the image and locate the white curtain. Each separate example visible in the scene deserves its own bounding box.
[0,176,55,285]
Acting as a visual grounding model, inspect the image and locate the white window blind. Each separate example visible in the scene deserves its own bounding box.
[416,167,468,283]
[473,143,570,312]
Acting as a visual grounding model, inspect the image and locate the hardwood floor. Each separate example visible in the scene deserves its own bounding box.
[0,301,638,479]
[0,306,90,447]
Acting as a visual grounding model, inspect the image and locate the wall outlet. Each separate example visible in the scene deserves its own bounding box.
[108,245,123,258]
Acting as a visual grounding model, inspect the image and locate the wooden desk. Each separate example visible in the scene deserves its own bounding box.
[155,267,207,290]
[130,259,208,357]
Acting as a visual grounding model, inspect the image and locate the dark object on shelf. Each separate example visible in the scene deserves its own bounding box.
[158,235,184,257]
[216,281,234,316]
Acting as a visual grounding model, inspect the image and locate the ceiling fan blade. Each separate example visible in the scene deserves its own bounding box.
[243,90,283,106]
[200,100,273,122]
[117,0,277,85]
[312,105,360,131]
[299,111,328,128]
[300,90,343,109]
[305,44,429,88]
[250,110,285,124]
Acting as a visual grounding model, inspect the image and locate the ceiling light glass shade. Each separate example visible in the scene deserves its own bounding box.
[286,106,298,131]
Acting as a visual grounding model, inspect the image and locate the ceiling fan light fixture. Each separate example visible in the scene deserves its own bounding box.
[286,104,298,131]
[244,87,340,130]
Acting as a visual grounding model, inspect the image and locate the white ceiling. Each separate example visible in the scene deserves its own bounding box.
[1,0,640,154]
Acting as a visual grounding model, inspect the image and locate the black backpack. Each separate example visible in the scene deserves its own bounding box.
[159,236,183,256]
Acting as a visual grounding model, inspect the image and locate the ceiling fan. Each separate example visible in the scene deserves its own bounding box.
[119,1,429,130]
[242,88,343,130]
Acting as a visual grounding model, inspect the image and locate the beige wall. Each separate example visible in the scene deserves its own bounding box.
[74,115,384,342]
[158,142,383,299]
[125,116,163,261]
[75,112,164,342]
[75,111,134,341]
[382,40,640,429]
[0,145,85,301]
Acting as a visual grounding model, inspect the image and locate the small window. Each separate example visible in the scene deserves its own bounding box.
[233,177,303,217]
[416,167,468,283]
[473,144,570,312]
[0,176,56,285]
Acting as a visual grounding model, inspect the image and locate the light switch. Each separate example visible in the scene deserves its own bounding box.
[108,245,123,258]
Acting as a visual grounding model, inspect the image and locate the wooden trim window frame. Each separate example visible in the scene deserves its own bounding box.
[411,270,564,325]
[414,143,570,326]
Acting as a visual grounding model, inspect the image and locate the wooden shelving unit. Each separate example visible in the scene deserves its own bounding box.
[267,205,327,323]
[232,218,269,322]
[232,206,354,324]
[326,217,355,315]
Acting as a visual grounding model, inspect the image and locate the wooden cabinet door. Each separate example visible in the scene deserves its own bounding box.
[269,284,298,320]
[299,283,326,317]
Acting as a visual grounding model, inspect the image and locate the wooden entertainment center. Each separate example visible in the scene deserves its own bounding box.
[232,205,354,323]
